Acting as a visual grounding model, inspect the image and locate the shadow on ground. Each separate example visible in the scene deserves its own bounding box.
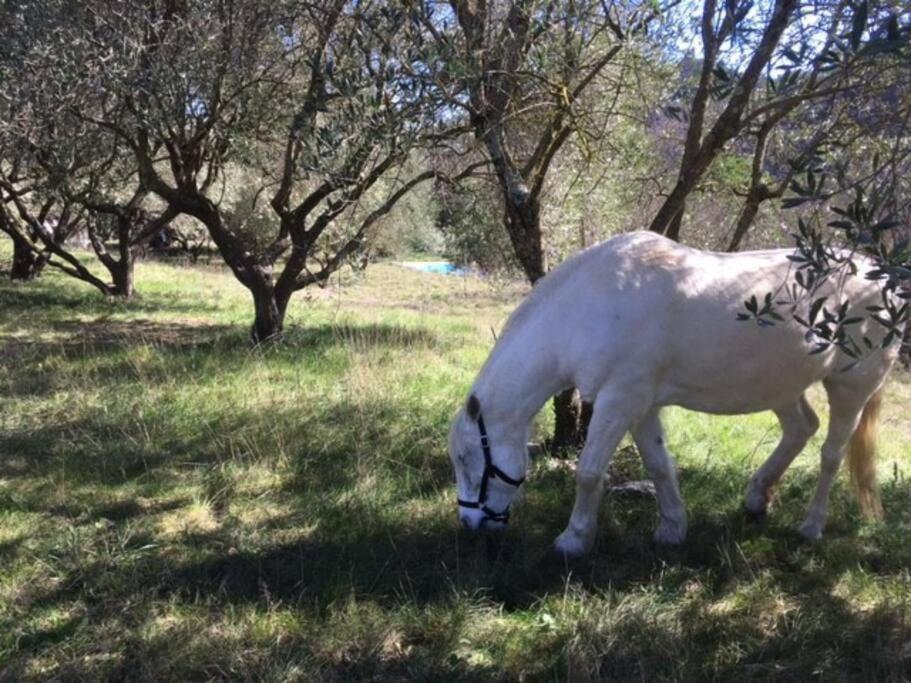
[3,289,910,680]
[12,483,911,680]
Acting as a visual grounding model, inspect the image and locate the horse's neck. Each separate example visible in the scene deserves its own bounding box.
[473,325,566,429]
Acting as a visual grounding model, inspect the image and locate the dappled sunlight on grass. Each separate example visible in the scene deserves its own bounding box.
[1,255,911,679]
[156,499,222,540]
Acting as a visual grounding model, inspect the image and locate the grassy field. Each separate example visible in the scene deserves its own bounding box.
[2,252,911,681]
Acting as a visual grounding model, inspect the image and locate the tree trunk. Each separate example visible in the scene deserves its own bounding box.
[251,289,282,344]
[110,255,135,298]
[665,206,685,242]
[649,180,691,239]
[726,195,762,252]
[110,222,136,299]
[552,388,594,454]
[10,233,44,281]
[250,274,290,344]
[503,197,546,283]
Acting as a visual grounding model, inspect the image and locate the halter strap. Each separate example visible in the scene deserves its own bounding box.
[457,413,525,524]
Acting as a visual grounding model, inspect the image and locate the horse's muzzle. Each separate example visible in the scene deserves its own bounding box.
[459,509,507,533]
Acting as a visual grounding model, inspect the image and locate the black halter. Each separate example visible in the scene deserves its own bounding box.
[457,414,525,524]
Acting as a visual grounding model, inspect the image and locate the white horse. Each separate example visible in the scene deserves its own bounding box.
[449,231,900,556]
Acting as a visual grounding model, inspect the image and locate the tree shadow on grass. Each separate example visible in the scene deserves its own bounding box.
[0,535,23,563]
[4,306,910,677]
[29,318,439,352]
[4,361,906,594]
[0,413,180,483]
[25,496,191,526]
[1,316,440,401]
[0,318,244,401]
[16,483,911,680]
[5,407,909,681]
[2,316,241,355]
[0,392,453,504]
[0,278,223,323]
[24,458,910,611]
[282,321,440,351]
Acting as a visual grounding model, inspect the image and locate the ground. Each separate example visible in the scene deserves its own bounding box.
[1,252,910,681]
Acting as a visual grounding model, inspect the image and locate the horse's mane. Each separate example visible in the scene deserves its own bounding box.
[493,232,677,350]
[482,238,615,371]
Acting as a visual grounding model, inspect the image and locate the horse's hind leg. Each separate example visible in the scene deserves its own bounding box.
[632,409,687,544]
[554,388,650,557]
[797,381,871,540]
[745,394,819,517]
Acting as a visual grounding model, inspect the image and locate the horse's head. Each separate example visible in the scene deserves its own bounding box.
[449,394,528,532]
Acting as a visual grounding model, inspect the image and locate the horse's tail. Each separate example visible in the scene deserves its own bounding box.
[847,387,885,520]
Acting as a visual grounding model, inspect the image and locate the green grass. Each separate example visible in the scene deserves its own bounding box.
[2,252,911,681]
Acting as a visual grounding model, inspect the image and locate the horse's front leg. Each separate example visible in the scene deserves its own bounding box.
[554,389,648,557]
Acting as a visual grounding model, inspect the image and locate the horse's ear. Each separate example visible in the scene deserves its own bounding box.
[466,394,481,421]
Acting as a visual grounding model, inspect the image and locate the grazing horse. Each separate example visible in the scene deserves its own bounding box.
[449,231,900,556]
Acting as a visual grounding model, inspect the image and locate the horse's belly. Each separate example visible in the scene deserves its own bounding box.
[656,349,830,414]
[660,383,810,414]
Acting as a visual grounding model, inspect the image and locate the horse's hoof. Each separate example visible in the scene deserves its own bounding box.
[796,521,823,541]
[553,531,590,558]
[653,521,687,546]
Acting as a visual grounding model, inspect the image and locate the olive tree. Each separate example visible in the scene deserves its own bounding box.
[650,0,910,246]
[413,0,669,447]
[0,0,177,295]
[25,0,459,340]
[0,143,175,297]
[737,11,911,366]
[0,169,88,283]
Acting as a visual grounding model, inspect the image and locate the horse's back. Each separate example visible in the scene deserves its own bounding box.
[530,232,892,414]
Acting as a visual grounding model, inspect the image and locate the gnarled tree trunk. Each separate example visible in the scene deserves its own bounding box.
[249,271,292,344]
[110,256,135,298]
[10,232,44,280]
[110,215,136,298]
[503,196,546,284]
[251,286,282,344]
[552,388,593,453]
[648,0,799,242]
